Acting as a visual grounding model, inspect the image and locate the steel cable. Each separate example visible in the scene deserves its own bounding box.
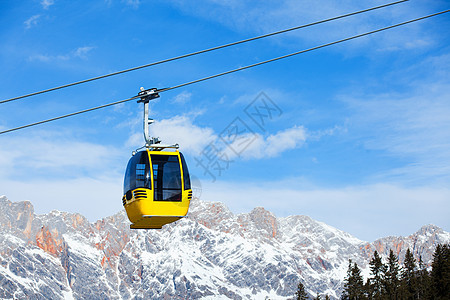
[1,8,449,135]
[0,0,409,104]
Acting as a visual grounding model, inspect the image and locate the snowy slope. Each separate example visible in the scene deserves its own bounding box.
[0,195,448,299]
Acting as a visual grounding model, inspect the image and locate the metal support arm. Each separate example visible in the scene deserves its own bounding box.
[136,87,179,152]
[137,88,160,146]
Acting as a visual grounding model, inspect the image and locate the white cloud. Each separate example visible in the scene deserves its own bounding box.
[123,0,140,8]
[41,0,54,10]
[171,91,192,104]
[1,177,123,222]
[227,125,306,159]
[28,46,95,62]
[3,172,448,240]
[309,124,347,140]
[0,131,124,179]
[126,115,217,155]
[266,126,306,155]
[73,46,95,59]
[124,112,307,160]
[0,131,127,222]
[24,15,41,29]
[125,132,144,149]
[201,179,450,241]
[28,54,52,62]
[379,38,432,52]
[345,80,450,184]
[166,0,439,53]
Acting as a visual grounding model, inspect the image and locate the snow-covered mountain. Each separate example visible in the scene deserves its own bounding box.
[0,195,448,299]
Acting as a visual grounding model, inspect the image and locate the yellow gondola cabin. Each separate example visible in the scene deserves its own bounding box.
[122,149,192,229]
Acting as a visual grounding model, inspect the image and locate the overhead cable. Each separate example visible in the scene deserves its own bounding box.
[0,8,448,136]
[159,9,450,93]
[0,0,409,105]
[0,95,141,135]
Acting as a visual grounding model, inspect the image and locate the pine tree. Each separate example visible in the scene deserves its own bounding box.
[325,295,330,300]
[363,278,372,299]
[400,248,417,299]
[342,259,365,300]
[430,244,450,299]
[295,281,308,300]
[369,250,386,299]
[416,255,431,299]
[384,249,401,300]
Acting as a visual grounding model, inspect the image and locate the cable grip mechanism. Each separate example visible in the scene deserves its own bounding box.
[137,87,160,147]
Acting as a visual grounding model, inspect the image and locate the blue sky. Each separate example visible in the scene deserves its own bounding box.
[0,0,449,241]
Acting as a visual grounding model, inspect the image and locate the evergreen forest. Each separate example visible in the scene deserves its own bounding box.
[294,244,449,300]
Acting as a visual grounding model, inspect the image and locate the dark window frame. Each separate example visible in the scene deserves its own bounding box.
[151,154,182,202]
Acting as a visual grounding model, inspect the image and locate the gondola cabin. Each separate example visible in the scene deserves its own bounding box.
[123,149,192,229]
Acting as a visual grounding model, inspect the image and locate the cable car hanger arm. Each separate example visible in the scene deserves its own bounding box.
[136,88,179,151]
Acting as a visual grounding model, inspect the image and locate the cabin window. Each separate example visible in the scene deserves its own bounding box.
[123,151,151,194]
[151,154,182,202]
[180,153,191,190]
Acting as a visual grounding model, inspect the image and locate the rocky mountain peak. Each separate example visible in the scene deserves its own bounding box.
[415,224,444,236]
[0,195,448,299]
[237,206,280,241]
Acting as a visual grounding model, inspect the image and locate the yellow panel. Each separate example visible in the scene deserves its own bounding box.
[125,190,190,219]
[130,216,182,229]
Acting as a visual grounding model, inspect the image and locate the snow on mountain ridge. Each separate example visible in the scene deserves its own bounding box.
[0,195,448,299]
